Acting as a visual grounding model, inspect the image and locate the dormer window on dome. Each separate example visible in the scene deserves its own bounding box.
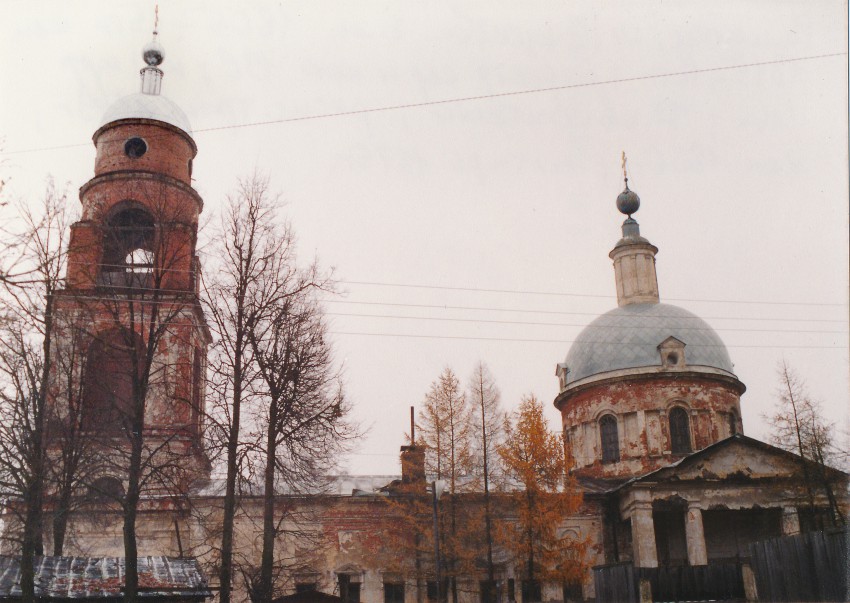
[556,363,569,392]
[658,336,686,368]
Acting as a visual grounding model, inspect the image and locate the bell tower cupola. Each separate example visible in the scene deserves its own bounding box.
[67,22,202,292]
[609,157,660,307]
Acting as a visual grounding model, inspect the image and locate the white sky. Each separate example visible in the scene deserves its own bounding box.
[1,1,848,475]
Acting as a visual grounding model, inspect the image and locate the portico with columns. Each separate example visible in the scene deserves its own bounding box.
[611,433,847,568]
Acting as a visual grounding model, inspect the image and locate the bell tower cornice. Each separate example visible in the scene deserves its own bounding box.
[80,171,204,214]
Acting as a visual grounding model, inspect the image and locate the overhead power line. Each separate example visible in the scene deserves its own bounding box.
[3,51,845,156]
[325,311,844,335]
[338,280,846,308]
[194,52,847,133]
[322,299,847,324]
[330,330,845,349]
[39,290,848,328]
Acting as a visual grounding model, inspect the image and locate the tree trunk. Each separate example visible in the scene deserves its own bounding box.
[526,489,535,586]
[219,328,244,603]
[20,490,39,603]
[123,394,145,603]
[258,402,279,602]
[21,294,53,603]
[52,489,72,555]
[480,398,495,590]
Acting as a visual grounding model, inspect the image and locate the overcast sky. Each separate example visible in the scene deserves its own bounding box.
[1,1,847,475]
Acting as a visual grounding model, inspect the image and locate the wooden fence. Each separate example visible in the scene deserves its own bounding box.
[748,528,848,602]
[593,561,743,602]
[593,563,638,603]
[639,562,744,602]
[594,529,849,601]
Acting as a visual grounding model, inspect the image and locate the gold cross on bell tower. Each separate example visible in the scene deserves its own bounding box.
[621,151,629,183]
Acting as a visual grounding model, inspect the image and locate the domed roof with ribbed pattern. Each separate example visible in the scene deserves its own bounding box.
[563,302,734,385]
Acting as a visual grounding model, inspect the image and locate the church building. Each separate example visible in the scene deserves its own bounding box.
[5,25,846,603]
[552,180,848,598]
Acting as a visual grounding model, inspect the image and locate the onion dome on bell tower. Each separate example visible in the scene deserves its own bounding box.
[99,19,193,141]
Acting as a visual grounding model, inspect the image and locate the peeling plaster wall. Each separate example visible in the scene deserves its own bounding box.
[560,375,743,478]
[19,492,604,603]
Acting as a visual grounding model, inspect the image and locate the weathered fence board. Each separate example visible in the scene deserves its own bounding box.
[749,528,848,602]
[637,562,744,602]
[593,561,745,602]
[593,563,638,603]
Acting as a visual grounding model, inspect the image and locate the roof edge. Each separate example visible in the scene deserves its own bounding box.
[612,433,850,492]
[554,366,745,410]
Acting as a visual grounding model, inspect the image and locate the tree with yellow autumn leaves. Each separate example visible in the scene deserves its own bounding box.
[497,395,587,598]
[382,374,588,603]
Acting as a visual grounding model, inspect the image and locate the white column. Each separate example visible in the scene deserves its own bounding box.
[781,506,800,536]
[630,502,658,568]
[685,503,708,566]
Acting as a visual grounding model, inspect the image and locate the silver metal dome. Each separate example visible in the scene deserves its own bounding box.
[563,302,735,385]
[100,93,193,137]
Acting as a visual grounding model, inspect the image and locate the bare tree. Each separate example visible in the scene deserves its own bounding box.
[44,312,103,555]
[0,182,70,603]
[202,175,287,603]
[201,175,355,603]
[0,323,47,603]
[766,361,846,528]
[245,237,354,603]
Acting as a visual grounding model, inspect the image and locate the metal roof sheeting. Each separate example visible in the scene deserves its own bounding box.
[564,302,735,384]
[100,93,193,137]
[0,556,210,600]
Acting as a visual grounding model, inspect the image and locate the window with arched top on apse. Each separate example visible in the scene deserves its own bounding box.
[83,329,144,432]
[669,407,692,454]
[599,414,620,463]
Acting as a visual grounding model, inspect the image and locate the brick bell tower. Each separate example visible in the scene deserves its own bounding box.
[53,25,210,484]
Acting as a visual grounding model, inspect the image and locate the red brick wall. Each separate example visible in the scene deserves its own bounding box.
[94,121,195,184]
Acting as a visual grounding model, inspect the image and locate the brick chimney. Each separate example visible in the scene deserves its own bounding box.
[400,445,425,484]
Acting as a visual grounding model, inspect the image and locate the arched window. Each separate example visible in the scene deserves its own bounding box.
[99,205,156,287]
[191,347,204,436]
[87,476,125,502]
[599,414,619,463]
[728,411,738,436]
[669,407,692,454]
[83,329,143,432]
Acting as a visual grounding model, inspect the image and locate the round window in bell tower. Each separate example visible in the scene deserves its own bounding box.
[124,137,148,158]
